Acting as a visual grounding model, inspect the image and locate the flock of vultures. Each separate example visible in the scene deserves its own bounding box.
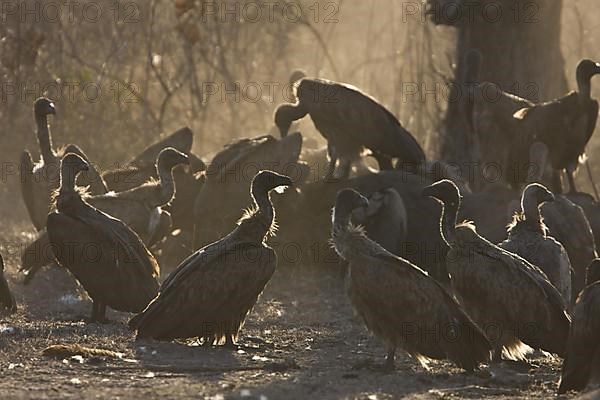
[3,55,600,396]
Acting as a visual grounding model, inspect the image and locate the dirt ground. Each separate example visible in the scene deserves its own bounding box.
[0,217,593,400]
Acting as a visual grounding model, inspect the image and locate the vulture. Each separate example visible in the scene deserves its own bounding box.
[101,127,205,232]
[500,184,572,305]
[129,170,293,344]
[274,78,425,179]
[423,180,571,362]
[559,259,600,394]
[513,59,600,192]
[20,98,106,231]
[0,254,17,314]
[351,188,407,256]
[21,148,189,283]
[332,188,491,371]
[47,154,160,322]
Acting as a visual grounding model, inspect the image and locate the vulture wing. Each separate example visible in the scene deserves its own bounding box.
[47,210,159,312]
[559,283,600,393]
[130,241,275,340]
[129,127,193,168]
[298,79,425,164]
[349,244,491,370]
[451,226,570,356]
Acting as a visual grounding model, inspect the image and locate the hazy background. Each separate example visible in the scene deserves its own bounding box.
[1,0,599,209]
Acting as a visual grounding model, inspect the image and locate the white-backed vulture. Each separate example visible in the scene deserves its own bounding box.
[0,254,16,314]
[274,78,425,179]
[20,98,107,231]
[559,259,600,394]
[351,188,407,256]
[500,184,572,305]
[423,180,571,361]
[513,59,600,192]
[129,171,293,344]
[21,148,189,283]
[332,188,491,371]
[47,154,160,322]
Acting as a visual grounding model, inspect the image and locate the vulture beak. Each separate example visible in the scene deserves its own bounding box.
[543,190,555,204]
[356,194,369,209]
[48,102,56,115]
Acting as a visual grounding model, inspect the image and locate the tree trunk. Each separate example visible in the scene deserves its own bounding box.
[430,0,567,164]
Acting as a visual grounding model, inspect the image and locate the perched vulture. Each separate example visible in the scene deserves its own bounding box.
[332,188,491,371]
[500,184,572,305]
[47,154,160,322]
[514,59,600,192]
[424,180,571,361]
[21,148,189,283]
[129,171,293,344]
[559,259,600,394]
[351,188,407,256]
[0,254,17,314]
[274,78,425,179]
[20,98,106,231]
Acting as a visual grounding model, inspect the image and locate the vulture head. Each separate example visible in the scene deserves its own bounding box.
[586,259,600,286]
[422,179,461,208]
[522,183,554,209]
[62,153,89,175]
[289,69,307,86]
[157,147,190,170]
[334,189,369,223]
[251,170,293,197]
[576,59,600,84]
[34,97,56,117]
[274,105,295,138]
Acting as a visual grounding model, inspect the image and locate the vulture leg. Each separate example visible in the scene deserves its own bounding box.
[91,301,107,323]
[325,143,338,180]
[384,347,396,371]
[492,348,503,363]
[336,158,352,180]
[224,334,238,349]
[567,169,578,194]
[552,171,563,194]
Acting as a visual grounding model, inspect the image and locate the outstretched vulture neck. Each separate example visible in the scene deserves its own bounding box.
[156,161,177,206]
[36,113,55,164]
[439,199,459,247]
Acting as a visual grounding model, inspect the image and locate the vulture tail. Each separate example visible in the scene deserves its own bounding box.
[444,306,492,371]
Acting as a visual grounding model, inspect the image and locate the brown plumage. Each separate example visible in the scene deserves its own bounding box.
[193,134,305,249]
[332,188,491,371]
[274,78,425,179]
[472,82,534,190]
[0,254,16,314]
[20,98,107,231]
[21,148,188,283]
[47,154,160,322]
[424,180,571,361]
[129,171,293,344]
[513,60,600,192]
[559,259,600,394]
[351,188,407,256]
[500,184,572,305]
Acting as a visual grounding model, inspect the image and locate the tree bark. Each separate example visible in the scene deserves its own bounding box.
[429,0,567,164]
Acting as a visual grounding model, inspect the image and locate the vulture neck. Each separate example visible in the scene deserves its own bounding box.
[439,200,459,247]
[286,102,309,122]
[331,206,356,260]
[57,168,85,213]
[36,113,55,164]
[237,186,274,243]
[522,196,543,231]
[156,161,177,206]
[577,73,593,104]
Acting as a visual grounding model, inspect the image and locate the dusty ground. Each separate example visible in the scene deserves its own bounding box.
[0,217,592,400]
